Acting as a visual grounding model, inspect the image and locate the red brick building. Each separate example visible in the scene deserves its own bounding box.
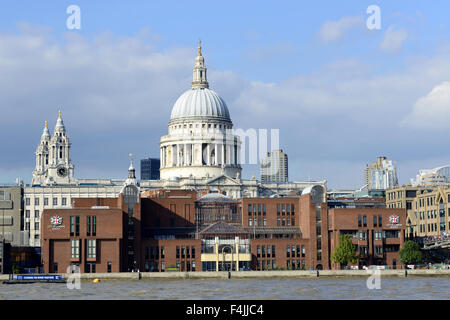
[328,208,406,269]
[41,184,407,273]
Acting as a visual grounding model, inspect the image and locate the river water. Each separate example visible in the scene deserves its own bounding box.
[0,277,449,300]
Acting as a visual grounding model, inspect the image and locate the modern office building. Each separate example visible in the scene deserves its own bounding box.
[0,185,27,247]
[260,150,288,183]
[328,207,405,269]
[41,181,408,272]
[140,158,160,180]
[410,165,450,187]
[365,156,398,190]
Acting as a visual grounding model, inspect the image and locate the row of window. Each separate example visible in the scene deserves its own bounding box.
[70,239,97,259]
[144,246,166,260]
[247,204,266,216]
[256,245,276,258]
[358,215,383,227]
[69,215,97,236]
[25,197,71,206]
[176,246,196,259]
[418,223,450,233]
[53,261,112,273]
[277,204,295,216]
[286,245,306,258]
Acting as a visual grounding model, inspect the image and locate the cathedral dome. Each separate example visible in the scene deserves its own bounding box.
[170,87,231,122]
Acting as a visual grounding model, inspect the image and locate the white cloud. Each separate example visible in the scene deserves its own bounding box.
[401,81,450,130]
[318,16,364,43]
[379,25,408,52]
[1,24,450,187]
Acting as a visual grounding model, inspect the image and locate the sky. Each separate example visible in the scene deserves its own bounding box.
[0,0,449,189]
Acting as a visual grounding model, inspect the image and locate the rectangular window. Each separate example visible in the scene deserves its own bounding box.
[107,262,112,273]
[53,198,58,206]
[358,216,362,227]
[267,245,271,257]
[286,245,290,258]
[161,246,165,259]
[291,204,295,215]
[75,216,80,236]
[257,245,261,258]
[176,246,180,259]
[62,198,67,206]
[71,239,80,259]
[263,204,266,216]
[87,216,91,235]
[87,239,96,259]
[258,204,261,216]
[263,218,267,226]
[34,222,39,230]
[34,210,39,218]
[277,218,280,226]
[363,216,367,227]
[373,216,377,227]
[301,245,305,257]
[44,198,48,206]
[25,210,30,218]
[262,245,266,257]
[378,216,382,227]
[25,198,30,206]
[34,198,39,206]
[258,217,262,227]
[186,246,190,258]
[181,246,185,258]
[248,218,252,226]
[53,262,58,273]
[291,218,295,226]
[272,245,276,257]
[282,204,285,216]
[277,204,280,216]
[248,204,252,216]
[92,216,96,236]
[296,245,300,257]
[70,216,74,236]
[191,246,195,259]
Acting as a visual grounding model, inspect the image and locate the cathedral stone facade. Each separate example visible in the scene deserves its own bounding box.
[31,111,75,186]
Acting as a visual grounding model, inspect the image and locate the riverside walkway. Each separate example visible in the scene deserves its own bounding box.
[2,269,450,282]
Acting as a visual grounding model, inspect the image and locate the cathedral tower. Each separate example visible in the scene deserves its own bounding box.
[32,111,75,185]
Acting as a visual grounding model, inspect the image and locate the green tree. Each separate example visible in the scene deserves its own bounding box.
[330,234,359,269]
[399,241,423,265]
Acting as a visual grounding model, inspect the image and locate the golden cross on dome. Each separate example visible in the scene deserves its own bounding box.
[129,153,133,161]
[45,120,48,128]
[58,110,62,119]
[198,39,202,56]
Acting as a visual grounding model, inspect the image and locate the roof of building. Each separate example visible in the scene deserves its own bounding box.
[200,221,248,235]
[196,192,236,203]
[170,88,231,122]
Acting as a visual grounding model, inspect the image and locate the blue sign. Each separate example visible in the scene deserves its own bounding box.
[15,274,62,281]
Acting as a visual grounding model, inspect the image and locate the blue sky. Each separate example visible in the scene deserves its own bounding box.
[0,1,449,189]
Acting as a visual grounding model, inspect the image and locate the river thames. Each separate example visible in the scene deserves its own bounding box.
[0,276,449,299]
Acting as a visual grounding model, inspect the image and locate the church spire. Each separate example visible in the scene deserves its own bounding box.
[128,153,136,179]
[191,39,209,89]
[42,120,50,138]
[55,109,65,132]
